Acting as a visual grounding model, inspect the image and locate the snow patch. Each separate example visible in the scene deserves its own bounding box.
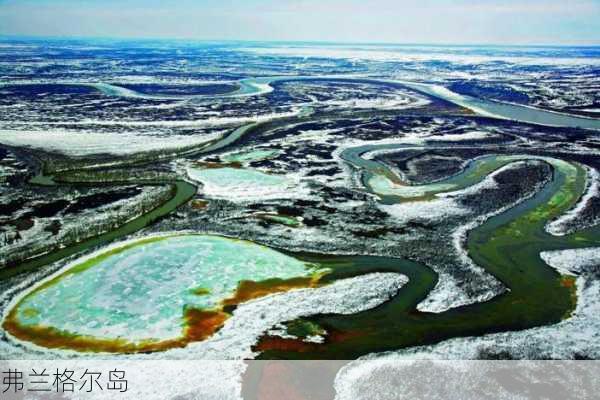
[187,167,310,202]
[379,197,468,223]
[541,247,600,276]
[547,166,600,236]
[0,129,223,156]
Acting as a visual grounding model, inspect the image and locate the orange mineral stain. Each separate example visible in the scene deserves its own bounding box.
[2,307,186,353]
[190,199,209,210]
[183,309,229,342]
[3,307,228,354]
[560,275,576,289]
[223,276,320,307]
[560,275,578,318]
[3,273,324,354]
[254,336,317,353]
[194,161,242,169]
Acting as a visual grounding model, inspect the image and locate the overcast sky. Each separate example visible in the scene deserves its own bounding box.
[1,0,599,45]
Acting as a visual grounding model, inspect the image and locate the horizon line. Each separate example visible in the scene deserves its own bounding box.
[1,34,600,48]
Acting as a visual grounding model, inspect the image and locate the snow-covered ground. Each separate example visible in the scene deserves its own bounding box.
[547,166,600,236]
[0,186,172,268]
[0,130,223,156]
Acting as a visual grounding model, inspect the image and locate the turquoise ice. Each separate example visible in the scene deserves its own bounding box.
[14,235,315,342]
[368,175,456,198]
[187,167,290,200]
[222,149,280,163]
